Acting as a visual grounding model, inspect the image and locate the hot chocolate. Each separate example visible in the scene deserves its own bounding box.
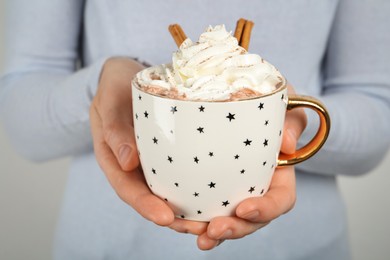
[133,25,285,102]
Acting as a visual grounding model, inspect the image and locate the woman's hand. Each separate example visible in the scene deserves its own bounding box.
[90,58,176,225]
[90,66,306,250]
[168,84,307,250]
[90,57,208,235]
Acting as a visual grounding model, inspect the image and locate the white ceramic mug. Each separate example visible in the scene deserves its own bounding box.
[132,81,330,221]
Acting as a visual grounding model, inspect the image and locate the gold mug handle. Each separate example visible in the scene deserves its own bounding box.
[278,95,331,166]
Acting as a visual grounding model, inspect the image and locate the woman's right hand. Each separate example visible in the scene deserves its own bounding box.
[89,57,208,234]
[90,57,172,224]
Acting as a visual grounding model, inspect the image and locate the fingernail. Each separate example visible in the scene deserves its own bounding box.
[119,144,132,167]
[216,239,225,247]
[242,210,259,221]
[219,229,233,239]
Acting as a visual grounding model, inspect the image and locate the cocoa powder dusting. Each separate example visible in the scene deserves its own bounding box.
[149,73,162,80]
[139,85,265,102]
[140,85,187,100]
[229,88,262,101]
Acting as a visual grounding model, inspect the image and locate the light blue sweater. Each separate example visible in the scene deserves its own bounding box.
[1,0,390,259]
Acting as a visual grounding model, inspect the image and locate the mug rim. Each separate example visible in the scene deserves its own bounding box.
[132,77,287,104]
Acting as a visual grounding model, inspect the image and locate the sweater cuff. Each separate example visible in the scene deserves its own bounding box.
[86,57,111,99]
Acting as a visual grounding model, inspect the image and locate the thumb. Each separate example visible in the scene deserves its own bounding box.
[92,99,139,172]
[104,120,139,172]
[93,57,145,172]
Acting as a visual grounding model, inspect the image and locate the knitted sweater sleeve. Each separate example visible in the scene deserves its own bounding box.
[297,0,390,176]
[0,0,107,161]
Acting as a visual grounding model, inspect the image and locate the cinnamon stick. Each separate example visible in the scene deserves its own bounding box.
[169,24,187,47]
[240,20,254,51]
[234,18,246,43]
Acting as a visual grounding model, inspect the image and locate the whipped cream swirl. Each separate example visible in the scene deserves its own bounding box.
[135,25,285,101]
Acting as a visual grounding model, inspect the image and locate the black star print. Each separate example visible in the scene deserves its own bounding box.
[234,154,240,159]
[208,182,216,188]
[135,113,139,120]
[265,120,269,126]
[258,102,264,110]
[248,186,255,193]
[144,111,149,118]
[168,156,173,163]
[198,105,205,112]
[174,182,179,187]
[240,169,246,174]
[263,139,269,147]
[244,139,252,146]
[152,137,158,144]
[193,192,199,197]
[180,215,185,219]
[136,135,139,140]
[222,200,230,207]
[281,94,284,100]
[152,168,156,174]
[194,156,200,164]
[209,152,214,157]
[226,113,235,122]
[263,161,267,166]
[138,95,142,100]
[197,127,204,133]
[260,189,265,195]
[279,130,282,136]
[164,198,168,201]
[171,106,178,114]
[197,210,202,214]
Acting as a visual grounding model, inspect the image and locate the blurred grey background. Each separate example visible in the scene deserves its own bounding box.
[0,1,389,260]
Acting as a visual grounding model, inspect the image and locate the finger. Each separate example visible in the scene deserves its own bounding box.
[280,109,306,154]
[90,106,174,226]
[206,216,269,240]
[104,115,139,172]
[205,167,295,240]
[280,84,307,154]
[93,89,139,172]
[95,60,144,171]
[236,166,296,223]
[168,218,208,235]
[197,232,223,251]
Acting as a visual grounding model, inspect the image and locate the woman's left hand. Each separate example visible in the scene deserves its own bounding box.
[168,84,307,250]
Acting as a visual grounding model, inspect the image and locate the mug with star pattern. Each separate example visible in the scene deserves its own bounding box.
[132,81,330,221]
